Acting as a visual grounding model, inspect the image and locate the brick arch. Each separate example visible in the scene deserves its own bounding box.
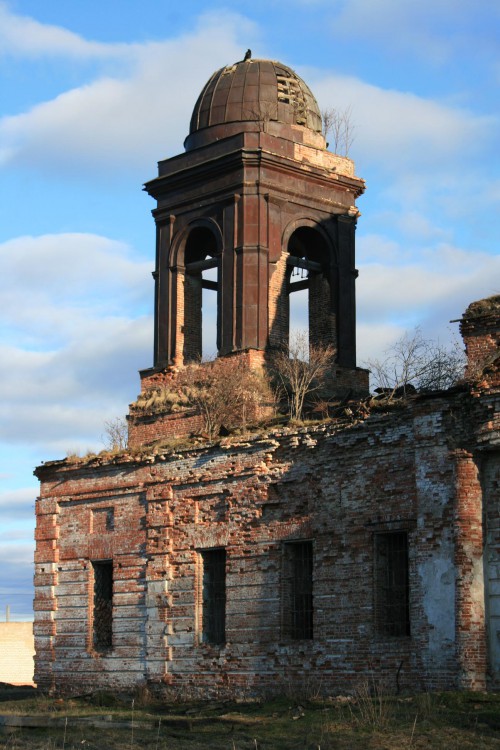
[170,218,223,268]
[281,217,337,265]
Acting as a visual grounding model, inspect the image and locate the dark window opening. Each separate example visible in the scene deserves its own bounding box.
[375,532,410,637]
[92,560,113,652]
[201,548,226,645]
[282,541,313,640]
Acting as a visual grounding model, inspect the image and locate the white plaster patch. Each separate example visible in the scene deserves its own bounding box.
[418,554,455,654]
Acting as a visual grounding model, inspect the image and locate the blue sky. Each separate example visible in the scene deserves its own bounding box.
[1,0,499,620]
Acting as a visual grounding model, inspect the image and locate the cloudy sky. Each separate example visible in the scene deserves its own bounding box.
[1,0,499,620]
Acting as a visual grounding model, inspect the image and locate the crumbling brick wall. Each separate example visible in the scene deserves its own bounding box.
[461,295,500,387]
[34,390,495,697]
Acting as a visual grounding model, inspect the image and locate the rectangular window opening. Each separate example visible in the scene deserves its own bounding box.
[282,540,313,640]
[375,532,410,637]
[92,560,113,652]
[201,548,226,645]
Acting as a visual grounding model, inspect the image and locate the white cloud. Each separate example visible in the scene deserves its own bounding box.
[0,486,36,515]
[0,316,151,452]
[357,321,407,364]
[0,233,151,345]
[0,1,127,59]
[309,73,492,173]
[0,11,256,174]
[0,528,34,542]
[356,240,500,361]
[326,0,500,65]
[0,233,147,292]
[302,69,499,245]
[0,232,152,452]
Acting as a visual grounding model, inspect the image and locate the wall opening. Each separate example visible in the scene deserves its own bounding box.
[200,548,226,645]
[375,532,410,637]
[282,540,313,640]
[183,227,219,362]
[288,277,308,348]
[286,227,334,352]
[92,560,113,652]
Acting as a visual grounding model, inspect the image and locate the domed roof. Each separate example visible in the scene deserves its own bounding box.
[185,58,323,150]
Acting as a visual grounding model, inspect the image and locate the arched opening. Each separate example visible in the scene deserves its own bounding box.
[183,227,220,362]
[286,226,335,352]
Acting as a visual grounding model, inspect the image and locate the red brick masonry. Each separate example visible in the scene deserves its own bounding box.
[34,301,500,696]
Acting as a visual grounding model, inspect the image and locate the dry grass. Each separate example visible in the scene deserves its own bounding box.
[1,686,500,749]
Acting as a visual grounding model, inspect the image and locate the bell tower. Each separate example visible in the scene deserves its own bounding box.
[132,57,368,443]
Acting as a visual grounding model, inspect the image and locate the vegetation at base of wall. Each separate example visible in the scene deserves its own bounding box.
[98,327,475,460]
[1,687,500,750]
[56,325,482,470]
[132,387,192,415]
[465,294,500,318]
[131,358,275,440]
[178,357,275,440]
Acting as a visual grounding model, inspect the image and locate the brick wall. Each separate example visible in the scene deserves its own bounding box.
[128,409,204,448]
[34,386,498,697]
[183,272,203,363]
[268,251,289,349]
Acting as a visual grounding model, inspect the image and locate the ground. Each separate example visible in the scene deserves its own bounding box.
[1,685,500,749]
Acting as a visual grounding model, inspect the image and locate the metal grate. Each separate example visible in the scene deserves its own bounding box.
[92,560,113,652]
[375,532,410,637]
[283,541,313,640]
[201,549,226,645]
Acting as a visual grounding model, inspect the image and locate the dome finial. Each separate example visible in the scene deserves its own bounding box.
[243,49,251,62]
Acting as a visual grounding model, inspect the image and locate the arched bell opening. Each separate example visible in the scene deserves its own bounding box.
[182,226,221,363]
[286,226,337,354]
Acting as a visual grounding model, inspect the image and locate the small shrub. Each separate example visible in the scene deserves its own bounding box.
[179,358,274,440]
[102,417,128,451]
[270,331,334,421]
[348,678,392,729]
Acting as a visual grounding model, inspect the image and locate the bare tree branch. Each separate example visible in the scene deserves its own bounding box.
[322,106,355,156]
[270,331,334,421]
[179,357,273,439]
[102,417,128,451]
[365,328,465,399]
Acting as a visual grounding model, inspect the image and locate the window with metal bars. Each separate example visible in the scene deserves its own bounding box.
[282,541,313,640]
[201,548,226,645]
[92,560,113,652]
[375,532,410,637]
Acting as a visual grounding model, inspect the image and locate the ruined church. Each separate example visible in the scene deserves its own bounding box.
[34,58,500,696]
